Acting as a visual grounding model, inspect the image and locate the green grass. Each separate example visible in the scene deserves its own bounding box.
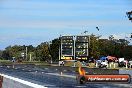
[88,63,96,68]
[0,60,131,70]
[19,61,50,66]
[64,61,83,67]
[0,60,50,66]
[0,60,13,65]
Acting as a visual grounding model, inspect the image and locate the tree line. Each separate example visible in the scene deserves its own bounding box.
[0,38,60,62]
[0,35,132,62]
[89,35,132,60]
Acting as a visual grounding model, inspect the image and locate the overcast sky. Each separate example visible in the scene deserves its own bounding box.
[0,0,132,50]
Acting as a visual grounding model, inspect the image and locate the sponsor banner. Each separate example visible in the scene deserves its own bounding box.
[84,74,131,83]
[77,67,131,84]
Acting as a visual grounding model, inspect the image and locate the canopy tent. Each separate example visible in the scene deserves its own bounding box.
[107,56,117,61]
[99,57,107,61]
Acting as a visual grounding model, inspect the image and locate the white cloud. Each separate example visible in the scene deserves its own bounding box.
[112,33,131,39]
[1,0,124,10]
[0,18,131,29]
[0,34,48,49]
[110,33,132,44]
[112,34,125,39]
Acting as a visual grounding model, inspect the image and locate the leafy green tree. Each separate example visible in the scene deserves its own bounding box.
[36,42,51,61]
[89,34,100,59]
[0,50,4,60]
[124,45,132,60]
[1,45,35,61]
[1,34,132,62]
[50,38,60,62]
[98,39,109,56]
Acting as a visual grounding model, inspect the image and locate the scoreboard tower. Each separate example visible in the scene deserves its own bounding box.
[76,36,89,61]
[60,35,89,61]
[60,36,74,60]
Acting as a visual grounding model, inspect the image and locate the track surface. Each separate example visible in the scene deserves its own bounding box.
[0,64,131,88]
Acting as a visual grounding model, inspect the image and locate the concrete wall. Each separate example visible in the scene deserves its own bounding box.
[0,73,46,88]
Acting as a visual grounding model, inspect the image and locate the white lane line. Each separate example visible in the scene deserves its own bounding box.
[75,86,87,88]
[7,66,10,68]
[28,70,31,71]
[0,73,47,88]
[45,73,76,79]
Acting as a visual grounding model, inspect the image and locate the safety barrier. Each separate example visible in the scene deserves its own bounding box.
[0,73,46,88]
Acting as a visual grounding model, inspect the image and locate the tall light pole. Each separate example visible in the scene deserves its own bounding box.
[84,30,90,58]
[46,41,52,64]
[59,35,62,61]
[59,43,61,61]
[30,53,32,61]
[73,35,76,67]
[49,41,52,64]
[26,47,27,61]
[84,31,90,56]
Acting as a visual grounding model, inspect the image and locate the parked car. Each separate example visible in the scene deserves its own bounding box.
[96,60,108,68]
[118,58,129,67]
